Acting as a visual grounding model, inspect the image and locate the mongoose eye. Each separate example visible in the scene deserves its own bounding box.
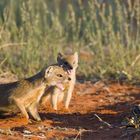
[68,77,71,81]
[57,74,63,77]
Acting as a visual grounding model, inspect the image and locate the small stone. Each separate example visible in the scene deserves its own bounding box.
[23,130,32,134]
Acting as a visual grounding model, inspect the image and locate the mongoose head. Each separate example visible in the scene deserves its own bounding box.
[57,52,78,74]
[44,66,71,90]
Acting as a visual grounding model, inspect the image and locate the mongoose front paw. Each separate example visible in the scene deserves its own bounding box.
[28,119,42,124]
[61,108,71,113]
[28,119,33,124]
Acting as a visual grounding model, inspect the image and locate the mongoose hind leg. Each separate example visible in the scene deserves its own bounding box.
[28,102,41,122]
[13,98,29,121]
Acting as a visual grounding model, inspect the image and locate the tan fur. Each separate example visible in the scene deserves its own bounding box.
[0,66,69,122]
[41,52,78,110]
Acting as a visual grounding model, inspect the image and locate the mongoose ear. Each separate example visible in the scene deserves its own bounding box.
[57,52,64,62]
[45,66,54,78]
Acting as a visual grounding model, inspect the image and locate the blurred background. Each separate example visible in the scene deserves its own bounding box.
[0,0,139,81]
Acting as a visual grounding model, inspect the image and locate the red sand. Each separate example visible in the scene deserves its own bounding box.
[0,81,140,139]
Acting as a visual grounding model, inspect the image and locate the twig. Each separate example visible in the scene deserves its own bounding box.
[94,114,113,128]
[0,128,13,135]
[120,128,140,138]
[74,130,81,140]
[23,134,46,139]
[131,54,140,68]
[0,57,7,67]
[74,129,93,140]
[0,42,27,49]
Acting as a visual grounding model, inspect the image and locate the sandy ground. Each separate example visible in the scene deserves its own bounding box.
[0,80,140,140]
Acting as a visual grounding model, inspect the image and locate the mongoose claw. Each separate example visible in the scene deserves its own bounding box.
[61,108,71,113]
[28,119,33,124]
[65,109,71,113]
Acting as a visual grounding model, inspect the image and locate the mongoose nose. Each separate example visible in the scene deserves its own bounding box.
[68,77,71,81]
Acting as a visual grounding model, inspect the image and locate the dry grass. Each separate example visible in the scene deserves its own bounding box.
[0,0,139,80]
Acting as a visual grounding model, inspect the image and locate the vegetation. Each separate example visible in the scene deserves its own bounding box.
[0,0,140,80]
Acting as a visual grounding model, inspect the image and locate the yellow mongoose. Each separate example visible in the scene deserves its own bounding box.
[41,52,78,110]
[0,66,70,122]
